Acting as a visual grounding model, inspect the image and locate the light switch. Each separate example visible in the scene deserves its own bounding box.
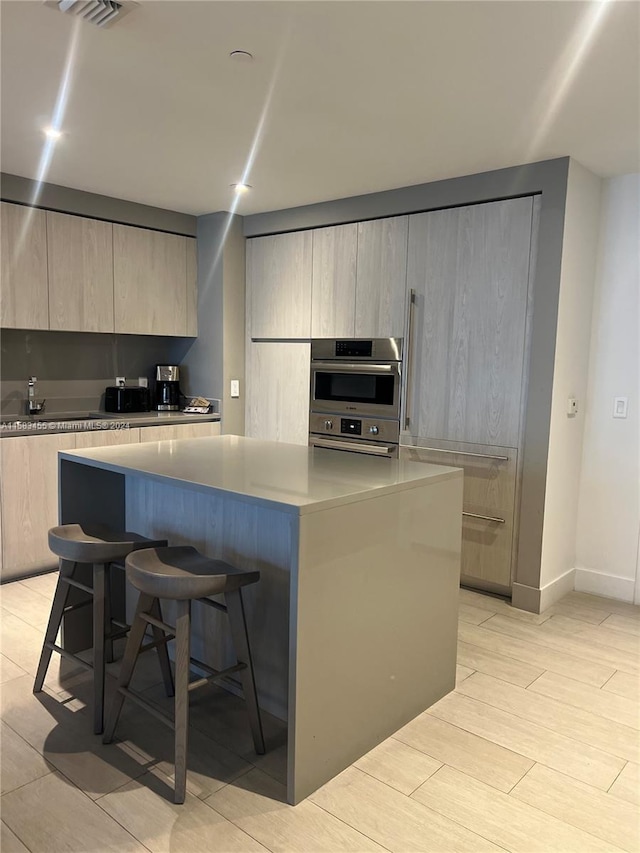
[230,379,240,398]
[613,397,628,418]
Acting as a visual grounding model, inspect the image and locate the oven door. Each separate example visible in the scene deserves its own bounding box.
[309,434,399,458]
[310,361,401,418]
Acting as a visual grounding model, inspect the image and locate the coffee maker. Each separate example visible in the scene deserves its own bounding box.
[155,364,180,411]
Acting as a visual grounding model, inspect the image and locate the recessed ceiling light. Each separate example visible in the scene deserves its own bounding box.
[43,126,63,140]
[229,50,253,62]
[231,183,252,195]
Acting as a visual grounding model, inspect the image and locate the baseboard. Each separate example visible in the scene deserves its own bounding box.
[573,568,636,603]
[512,569,576,614]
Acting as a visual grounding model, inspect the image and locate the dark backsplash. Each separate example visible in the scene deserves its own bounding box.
[1,329,194,382]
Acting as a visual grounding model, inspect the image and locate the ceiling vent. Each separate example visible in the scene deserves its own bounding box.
[43,0,137,28]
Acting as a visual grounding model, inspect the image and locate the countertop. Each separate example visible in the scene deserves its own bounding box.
[60,434,462,516]
[0,410,221,438]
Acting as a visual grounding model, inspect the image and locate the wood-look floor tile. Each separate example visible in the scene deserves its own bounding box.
[0,581,54,631]
[1,821,29,853]
[458,603,493,625]
[546,615,640,655]
[457,640,544,687]
[1,675,149,799]
[1,722,53,794]
[207,767,388,852]
[480,614,639,676]
[0,654,26,685]
[459,588,550,624]
[98,767,267,853]
[547,601,609,625]
[456,664,474,684]
[459,621,615,687]
[528,670,640,730]
[113,696,254,800]
[457,672,640,763]
[310,766,503,852]
[428,692,625,790]
[1,772,145,852]
[18,572,58,599]
[0,607,47,675]
[354,735,442,795]
[564,592,640,619]
[609,762,640,807]
[602,671,640,702]
[245,741,288,787]
[601,614,640,637]
[511,763,640,852]
[394,709,533,792]
[412,764,623,853]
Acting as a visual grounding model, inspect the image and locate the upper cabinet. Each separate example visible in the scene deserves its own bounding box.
[248,231,312,339]
[47,211,114,332]
[406,197,534,447]
[355,216,408,338]
[0,202,196,337]
[311,224,357,338]
[0,202,49,329]
[113,224,192,336]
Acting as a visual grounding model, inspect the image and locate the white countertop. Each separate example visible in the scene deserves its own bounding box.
[60,434,462,515]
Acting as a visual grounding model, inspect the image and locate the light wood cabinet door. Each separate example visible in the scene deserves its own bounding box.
[47,211,114,332]
[0,202,49,329]
[248,231,312,339]
[74,428,141,449]
[113,224,188,336]
[311,224,357,337]
[407,197,533,447]
[139,422,220,442]
[355,216,408,337]
[0,434,76,577]
[245,342,310,445]
[185,237,198,337]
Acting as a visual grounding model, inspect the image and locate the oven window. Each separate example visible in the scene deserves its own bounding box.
[314,371,395,405]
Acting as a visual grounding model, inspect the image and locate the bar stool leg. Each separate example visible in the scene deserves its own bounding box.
[103,564,114,665]
[92,563,107,734]
[33,560,74,693]
[103,592,154,744]
[150,598,174,697]
[174,599,191,804]
[225,588,265,755]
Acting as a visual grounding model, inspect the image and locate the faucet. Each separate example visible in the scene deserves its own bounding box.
[27,376,46,416]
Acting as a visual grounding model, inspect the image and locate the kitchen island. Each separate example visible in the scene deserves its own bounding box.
[58,435,463,803]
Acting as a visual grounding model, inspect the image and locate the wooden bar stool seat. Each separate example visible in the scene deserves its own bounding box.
[103,545,265,804]
[34,524,173,734]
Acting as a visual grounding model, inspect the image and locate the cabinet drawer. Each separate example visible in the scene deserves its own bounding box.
[401,440,517,517]
[401,440,517,590]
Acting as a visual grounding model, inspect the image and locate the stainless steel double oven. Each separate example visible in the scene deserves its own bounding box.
[308,338,403,458]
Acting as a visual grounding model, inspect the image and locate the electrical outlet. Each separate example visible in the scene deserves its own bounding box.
[138,377,148,388]
[567,397,578,416]
[230,379,240,398]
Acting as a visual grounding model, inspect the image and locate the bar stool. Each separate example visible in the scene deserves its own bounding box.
[103,545,265,804]
[34,524,173,734]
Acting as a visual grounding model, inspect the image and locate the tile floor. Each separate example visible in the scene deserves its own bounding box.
[1,574,639,852]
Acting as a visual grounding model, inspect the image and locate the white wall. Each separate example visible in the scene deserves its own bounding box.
[539,160,602,603]
[575,173,640,602]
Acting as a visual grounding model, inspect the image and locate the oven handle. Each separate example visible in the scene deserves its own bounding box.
[310,437,396,456]
[310,362,395,373]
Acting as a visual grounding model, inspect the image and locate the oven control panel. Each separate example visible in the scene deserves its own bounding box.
[309,412,400,443]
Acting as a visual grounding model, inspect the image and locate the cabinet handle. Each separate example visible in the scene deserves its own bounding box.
[411,446,509,462]
[403,289,416,429]
[462,511,506,524]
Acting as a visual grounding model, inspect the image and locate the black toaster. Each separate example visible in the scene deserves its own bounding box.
[104,386,150,414]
